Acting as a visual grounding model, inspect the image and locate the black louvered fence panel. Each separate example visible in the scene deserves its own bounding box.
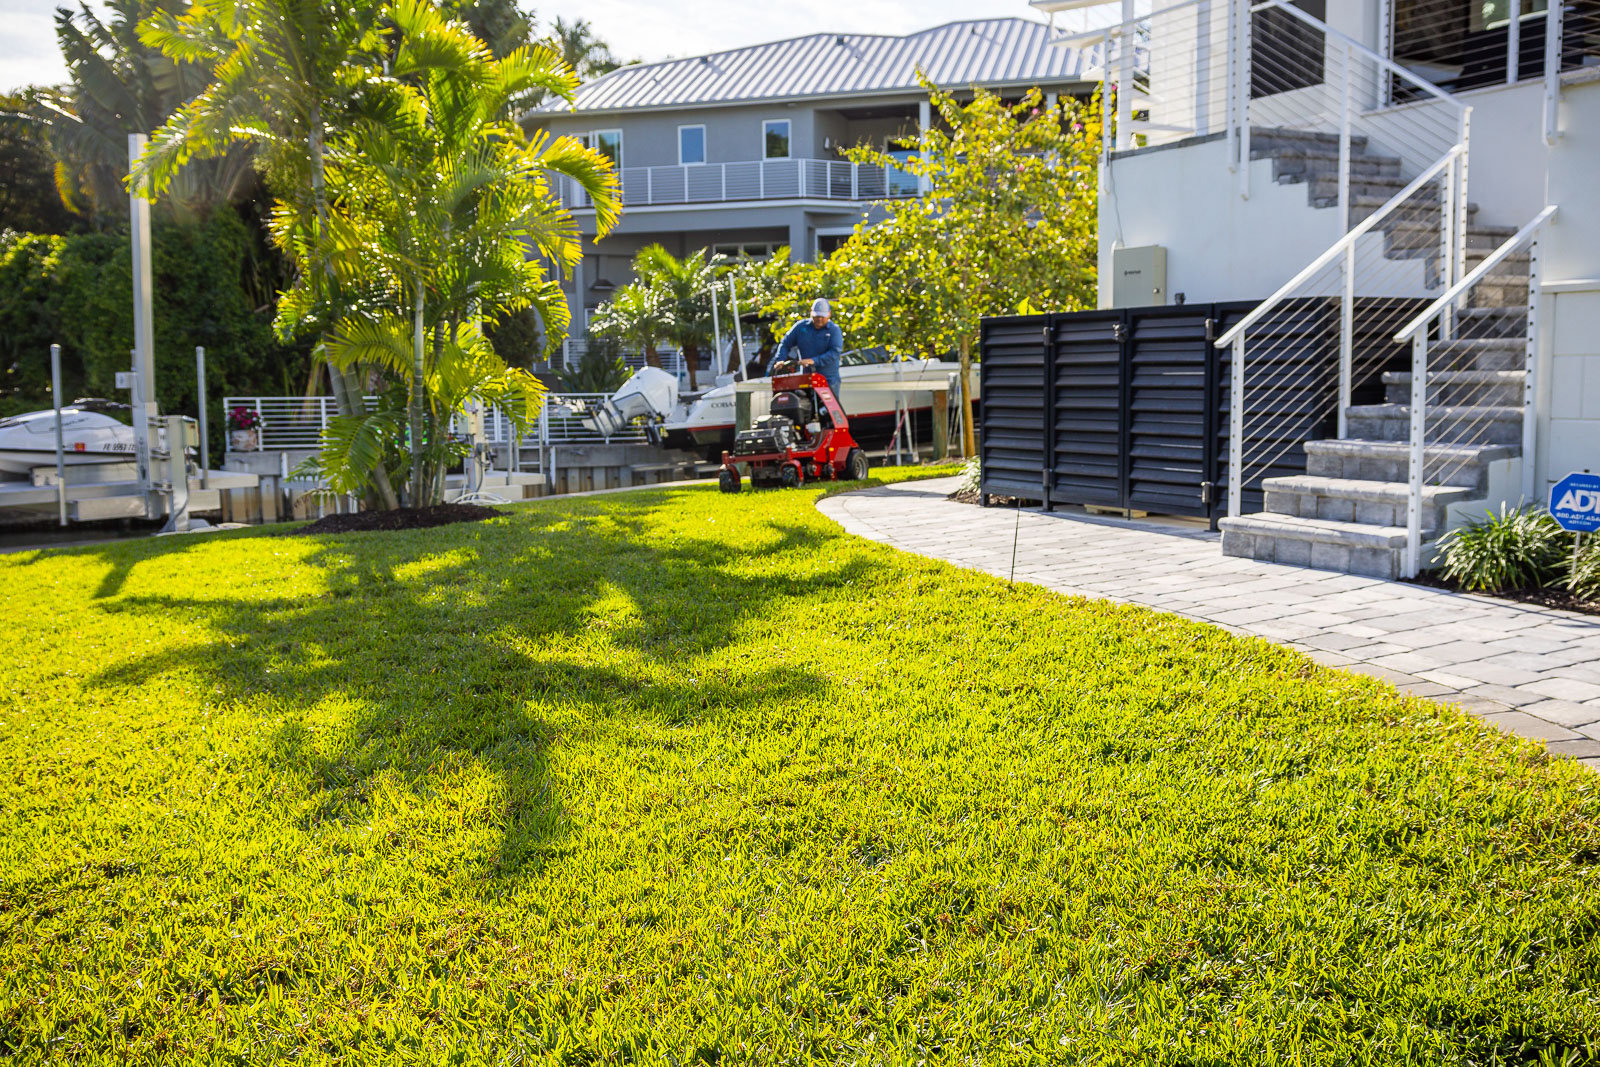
[979,301,1339,523]
[975,317,1047,497]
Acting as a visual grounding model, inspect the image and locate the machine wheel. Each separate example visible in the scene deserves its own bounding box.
[779,463,801,489]
[718,468,741,494]
[846,448,870,481]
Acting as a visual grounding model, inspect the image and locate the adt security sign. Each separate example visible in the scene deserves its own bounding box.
[1549,471,1600,533]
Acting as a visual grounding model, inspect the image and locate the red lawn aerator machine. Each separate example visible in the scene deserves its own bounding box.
[718,360,869,492]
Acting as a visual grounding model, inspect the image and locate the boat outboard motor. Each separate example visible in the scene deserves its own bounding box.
[585,367,679,439]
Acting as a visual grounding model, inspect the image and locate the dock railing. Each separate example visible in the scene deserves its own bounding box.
[222,391,656,477]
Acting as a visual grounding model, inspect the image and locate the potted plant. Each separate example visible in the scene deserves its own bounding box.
[228,406,262,451]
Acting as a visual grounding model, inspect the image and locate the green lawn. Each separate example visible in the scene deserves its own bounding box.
[2,470,1598,1064]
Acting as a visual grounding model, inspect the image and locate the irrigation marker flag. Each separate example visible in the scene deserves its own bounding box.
[1549,471,1600,533]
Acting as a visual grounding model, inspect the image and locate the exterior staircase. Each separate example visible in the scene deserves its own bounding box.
[1216,129,1531,580]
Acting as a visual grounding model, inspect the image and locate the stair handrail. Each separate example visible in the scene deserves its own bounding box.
[1392,205,1559,342]
[1394,204,1557,579]
[1214,145,1466,349]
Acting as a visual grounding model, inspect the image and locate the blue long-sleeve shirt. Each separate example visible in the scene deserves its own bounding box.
[768,319,844,394]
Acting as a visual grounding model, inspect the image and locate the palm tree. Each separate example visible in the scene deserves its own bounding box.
[547,17,619,79]
[589,282,667,369]
[633,244,725,392]
[1,0,251,227]
[131,0,397,436]
[312,29,621,505]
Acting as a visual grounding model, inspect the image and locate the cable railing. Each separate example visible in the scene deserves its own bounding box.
[1389,204,1556,575]
[1201,0,1474,517]
[223,391,654,470]
[557,157,919,210]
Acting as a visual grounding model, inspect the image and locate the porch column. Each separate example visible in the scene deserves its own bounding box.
[918,98,932,196]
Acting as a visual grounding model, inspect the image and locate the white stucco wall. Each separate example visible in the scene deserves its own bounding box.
[1534,76,1600,494]
[1098,135,1344,306]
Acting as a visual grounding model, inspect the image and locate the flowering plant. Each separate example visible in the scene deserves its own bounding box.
[227,406,262,431]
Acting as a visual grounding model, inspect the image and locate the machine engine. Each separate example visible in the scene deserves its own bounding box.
[730,414,797,457]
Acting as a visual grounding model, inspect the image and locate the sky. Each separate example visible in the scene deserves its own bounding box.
[0,0,1113,92]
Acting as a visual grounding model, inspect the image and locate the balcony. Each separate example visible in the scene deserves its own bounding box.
[558,158,920,210]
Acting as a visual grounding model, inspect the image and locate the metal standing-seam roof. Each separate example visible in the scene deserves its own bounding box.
[530,18,1095,117]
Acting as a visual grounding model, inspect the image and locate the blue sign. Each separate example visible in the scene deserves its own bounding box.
[1550,471,1600,533]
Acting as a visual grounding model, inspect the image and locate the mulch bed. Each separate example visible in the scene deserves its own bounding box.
[1405,571,1600,618]
[948,487,1031,507]
[291,503,502,536]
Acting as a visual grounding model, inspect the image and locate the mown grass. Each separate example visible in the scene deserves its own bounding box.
[2,468,1598,1064]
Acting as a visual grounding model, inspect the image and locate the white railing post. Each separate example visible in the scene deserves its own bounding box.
[1338,42,1353,233]
[1545,0,1563,143]
[852,163,859,201]
[1340,243,1354,439]
[1226,0,1238,172]
[1238,0,1252,200]
[1522,231,1542,503]
[1229,333,1245,518]
[1441,148,1459,338]
[1508,0,1522,85]
[721,164,726,201]
[1405,334,1427,577]
[799,159,805,198]
[759,163,765,199]
[1116,0,1135,152]
[646,167,653,203]
[1455,108,1471,297]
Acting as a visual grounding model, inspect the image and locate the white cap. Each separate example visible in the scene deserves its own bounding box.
[811,298,831,317]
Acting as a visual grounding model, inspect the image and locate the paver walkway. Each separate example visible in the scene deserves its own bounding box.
[820,477,1600,770]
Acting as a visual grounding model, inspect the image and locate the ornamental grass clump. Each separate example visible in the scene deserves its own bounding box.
[1564,535,1600,602]
[1437,503,1571,591]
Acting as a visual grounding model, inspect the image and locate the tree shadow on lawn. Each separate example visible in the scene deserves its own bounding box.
[86,491,875,878]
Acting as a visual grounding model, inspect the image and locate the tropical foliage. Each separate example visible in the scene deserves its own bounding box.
[1,0,254,227]
[1437,504,1573,593]
[134,0,618,507]
[0,215,312,457]
[771,81,1101,453]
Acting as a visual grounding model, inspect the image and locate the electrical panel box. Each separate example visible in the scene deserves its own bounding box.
[1111,245,1168,308]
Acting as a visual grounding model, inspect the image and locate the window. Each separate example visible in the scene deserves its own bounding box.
[1250,0,1326,98]
[1474,0,1546,31]
[762,119,791,159]
[589,129,623,169]
[887,149,919,197]
[678,125,706,165]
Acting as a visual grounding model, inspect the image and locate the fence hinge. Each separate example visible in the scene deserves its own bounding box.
[1112,323,1127,342]
[1205,318,1216,342]
[1042,325,1051,344]
[1200,480,1213,505]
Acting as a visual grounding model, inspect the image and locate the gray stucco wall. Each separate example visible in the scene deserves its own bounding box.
[530,93,937,170]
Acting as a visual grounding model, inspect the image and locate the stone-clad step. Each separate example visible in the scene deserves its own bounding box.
[1261,475,1475,535]
[1382,369,1525,406]
[1218,513,1416,579]
[1303,438,1517,490]
[1345,403,1523,444]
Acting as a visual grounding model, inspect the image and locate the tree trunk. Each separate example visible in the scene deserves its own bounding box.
[644,342,661,369]
[408,275,427,506]
[684,340,699,391]
[958,333,977,459]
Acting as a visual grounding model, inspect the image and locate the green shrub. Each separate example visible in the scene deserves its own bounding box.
[1563,536,1600,602]
[0,210,311,458]
[1436,503,1572,592]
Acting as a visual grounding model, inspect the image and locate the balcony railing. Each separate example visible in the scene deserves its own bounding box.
[558,158,920,209]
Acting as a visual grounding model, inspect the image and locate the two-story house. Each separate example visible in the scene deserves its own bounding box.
[1010,0,1599,580]
[522,17,1099,348]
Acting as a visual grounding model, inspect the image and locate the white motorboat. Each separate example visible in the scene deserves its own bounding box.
[661,348,978,457]
[0,400,139,478]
